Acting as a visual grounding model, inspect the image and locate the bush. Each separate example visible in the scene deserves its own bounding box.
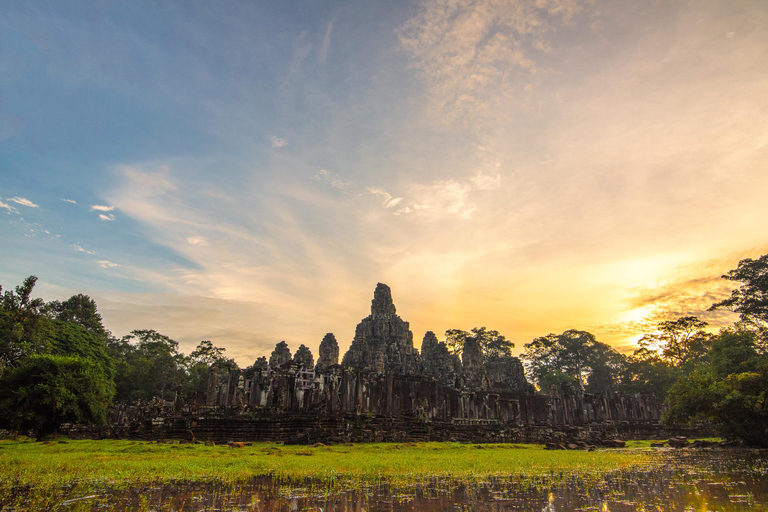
[0,354,114,436]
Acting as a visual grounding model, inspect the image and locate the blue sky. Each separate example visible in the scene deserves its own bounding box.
[2,0,767,364]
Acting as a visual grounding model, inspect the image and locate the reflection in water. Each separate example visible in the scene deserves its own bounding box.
[52,451,768,511]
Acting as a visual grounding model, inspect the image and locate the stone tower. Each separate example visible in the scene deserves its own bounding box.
[341,283,422,375]
[421,331,460,387]
[462,337,486,389]
[315,333,339,372]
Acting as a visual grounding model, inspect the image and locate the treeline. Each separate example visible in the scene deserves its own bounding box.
[0,277,235,436]
[1,254,767,444]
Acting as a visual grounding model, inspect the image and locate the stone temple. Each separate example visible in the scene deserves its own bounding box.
[342,283,422,376]
[98,283,666,445]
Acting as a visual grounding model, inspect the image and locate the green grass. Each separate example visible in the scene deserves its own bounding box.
[0,439,658,493]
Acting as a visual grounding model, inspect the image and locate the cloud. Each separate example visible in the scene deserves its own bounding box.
[365,186,403,208]
[314,169,351,190]
[60,198,77,204]
[398,0,580,126]
[0,199,18,213]
[270,136,288,148]
[470,167,502,191]
[187,236,209,246]
[99,214,116,221]
[90,204,115,211]
[394,180,476,220]
[96,260,120,268]
[73,244,95,254]
[9,197,38,208]
[318,20,334,63]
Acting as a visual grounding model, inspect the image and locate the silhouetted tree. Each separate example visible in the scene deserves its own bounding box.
[637,316,711,367]
[445,327,514,358]
[710,254,768,349]
[523,329,624,394]
[617,347,678,397]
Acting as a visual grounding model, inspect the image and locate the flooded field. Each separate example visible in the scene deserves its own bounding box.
[9,450,767,512]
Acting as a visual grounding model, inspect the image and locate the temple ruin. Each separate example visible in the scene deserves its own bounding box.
[86,283,671,443]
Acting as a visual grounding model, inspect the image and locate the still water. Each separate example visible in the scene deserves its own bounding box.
[56,451,768,511]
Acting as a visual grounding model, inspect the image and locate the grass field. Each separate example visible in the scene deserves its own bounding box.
[1,438,660,492]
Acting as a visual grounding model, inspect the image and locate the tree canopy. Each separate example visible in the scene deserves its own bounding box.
[710,254,768,347]
[445,327,514,358]
[637,316,711,367]
[522,329,624,394]
[0,354,114,436]
[664,329,768,447]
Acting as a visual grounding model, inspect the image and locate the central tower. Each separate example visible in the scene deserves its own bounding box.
[341,283,421,375]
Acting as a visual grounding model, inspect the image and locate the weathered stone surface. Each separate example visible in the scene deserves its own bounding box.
[421,331,459,387]
[269,341,292,369]
[485,355,535,394]
[462,337,486,389]
[293,344,314,370]
[316,333,339,372]
[250,356,268,376]
[341,283,422,376]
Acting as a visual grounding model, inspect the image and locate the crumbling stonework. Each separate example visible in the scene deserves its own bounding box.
[269,341,292,369]
[421,331,459,387]
[293,344,314,370]
[341,283,421,376]
[316,333,339,372]
[485,355,534,394]
[462,337,487,389]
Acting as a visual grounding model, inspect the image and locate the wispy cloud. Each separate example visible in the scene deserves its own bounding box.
[187,236,209,246]
[398,0,580,126]
[318,20,334,63]
[409,180,476,219]
[9,197,38,208]
[73,244,95,255]
[270,136,288,148]
[60,198,77,204]
[366,186,403,208]
[96,260,120,268]
[99,214,115,221]
[90,204,115,212]
[0,199,18,213]
[314,169,351,190]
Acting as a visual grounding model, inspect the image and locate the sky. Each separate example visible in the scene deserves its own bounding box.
[1,0,767,365]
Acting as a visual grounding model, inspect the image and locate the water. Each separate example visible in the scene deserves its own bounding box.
[26,451,768,511]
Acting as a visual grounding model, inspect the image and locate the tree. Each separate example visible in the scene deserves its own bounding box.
[0,354,114,436]
[48,294,107,336]
[0,276,54,372]
[189,340,230,367]
[664,329,768,447]
[637,316,711,367]
[710,254,768,348]
[617,347,678,397]
[108,330,187,401]
[49,320,114,379]
[522,329,625,394]
[445,327,514,358]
